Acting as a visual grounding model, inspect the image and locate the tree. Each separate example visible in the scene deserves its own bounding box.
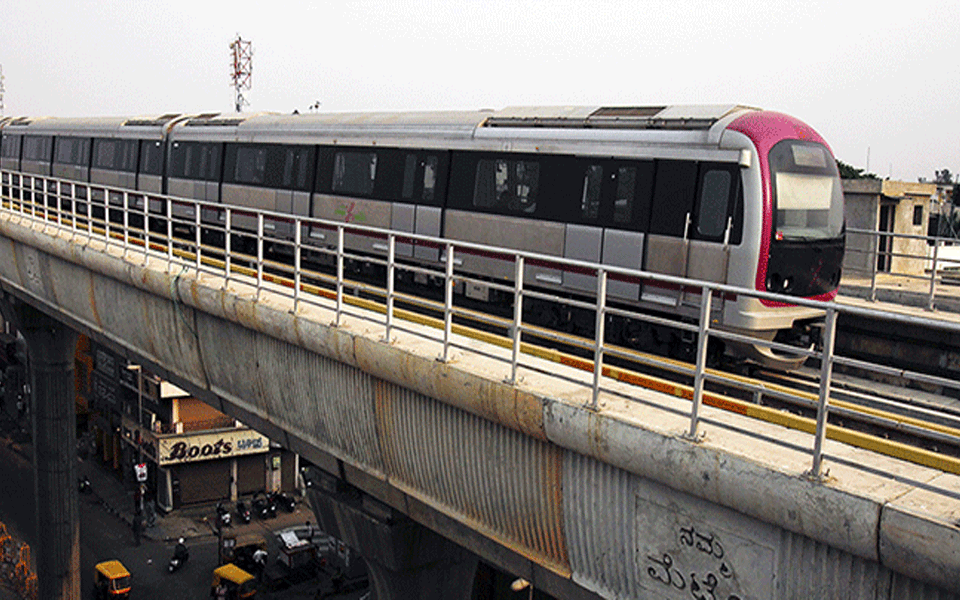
[935,169,955,185]
[836,159,878,180]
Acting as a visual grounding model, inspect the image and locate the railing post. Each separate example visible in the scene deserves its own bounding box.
[86,184,93,238]
[70,182,77,236]
[440,243,455,363]
[166,198,174,268]
[293,218,302,314]
[122,191,130,259]
[142,193,150,265]
[869,232,879,302]
[383,234,396,343]
[927,237,940,311]
[194,202,202,273]
[335,226,344,326]
[223,207,232,289]
[256,213,264,299]
[104,186,111,246]
[809,305,838,478]
[687,286,712,440]
[589,268,608,410]
[506,256,524,385]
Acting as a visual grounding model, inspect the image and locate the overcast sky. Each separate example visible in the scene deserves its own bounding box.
[1,0,957,182]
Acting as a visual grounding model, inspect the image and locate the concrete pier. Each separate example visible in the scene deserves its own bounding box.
[2,299,79,600]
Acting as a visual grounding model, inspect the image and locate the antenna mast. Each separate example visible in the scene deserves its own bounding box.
[229,35,253,113]
[0,65,5,115]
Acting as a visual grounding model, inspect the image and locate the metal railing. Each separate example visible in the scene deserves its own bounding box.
[3,170,960,483]
[845,226,960,310]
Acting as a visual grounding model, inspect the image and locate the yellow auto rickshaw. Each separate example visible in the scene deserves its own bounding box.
[211,563,257,599]
[93,560,131,599]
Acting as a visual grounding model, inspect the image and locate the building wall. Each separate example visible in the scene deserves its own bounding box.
[842,179,935,277]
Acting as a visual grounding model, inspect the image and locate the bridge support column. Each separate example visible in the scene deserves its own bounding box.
[2,300,79,600]
[307,470,478,600]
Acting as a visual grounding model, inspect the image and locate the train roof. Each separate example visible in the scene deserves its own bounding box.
[167,104,761,152]
[173,104,757,131]
[3,114,186,139]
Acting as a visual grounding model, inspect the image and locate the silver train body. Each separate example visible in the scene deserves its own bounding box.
[0,106,846,369]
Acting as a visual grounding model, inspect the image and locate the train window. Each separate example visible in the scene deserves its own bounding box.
[580,165,603,221]
[696,168,732,238]
[613,167,637,225]
[22,136,53,162]
[169,142,221,182]
[55,137,91,166]
[140,141,164,176]
[280,146,313,191]
[401,153,440,204]
[649,160,698,236]
[473,158,539,215]
[333,151,377,196]
[402,155,417,198]
[233,146,267,185]
[1,135,20,159]
[93,139,138,172]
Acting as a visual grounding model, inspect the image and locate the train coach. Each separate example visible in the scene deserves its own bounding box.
[0,105,845,369]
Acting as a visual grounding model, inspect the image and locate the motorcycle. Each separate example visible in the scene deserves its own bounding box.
[236,500,251,524]
[168,538,189,573]
[268,490,296,513]
[251,491,276,520]
[78,476,92,494]
[216,502,232,528]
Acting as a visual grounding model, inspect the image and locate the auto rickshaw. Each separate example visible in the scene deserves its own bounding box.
[211,563,257,599]
[93,560,131,599]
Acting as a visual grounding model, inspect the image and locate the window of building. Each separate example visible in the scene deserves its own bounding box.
[913,204,924,226]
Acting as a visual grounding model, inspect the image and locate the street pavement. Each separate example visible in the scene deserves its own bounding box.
[0,411,369,599]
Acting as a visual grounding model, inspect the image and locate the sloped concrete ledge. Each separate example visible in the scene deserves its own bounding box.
[2,214,959,592]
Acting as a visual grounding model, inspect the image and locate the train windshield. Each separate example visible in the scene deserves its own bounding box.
[769,140,844,241]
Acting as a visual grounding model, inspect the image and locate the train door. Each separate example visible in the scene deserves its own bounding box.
[643,160,740,308]
[564,161,649,301]
[391,151,444,261]
[643,160,698,306]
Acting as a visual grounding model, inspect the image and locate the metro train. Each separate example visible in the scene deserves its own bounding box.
[0,105,845,369]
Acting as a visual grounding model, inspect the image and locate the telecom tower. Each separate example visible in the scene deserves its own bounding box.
[229,36,253,113]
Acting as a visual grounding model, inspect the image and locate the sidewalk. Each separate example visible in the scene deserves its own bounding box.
[76,454,315,544]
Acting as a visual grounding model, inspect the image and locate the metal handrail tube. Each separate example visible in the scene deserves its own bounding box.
[508,256,524,385]
[832,354,960,395]
[590,269,608,410]
[385,234,396,342]
[810,307,838,477]
[688,286,713,438]
[442,243,455,363]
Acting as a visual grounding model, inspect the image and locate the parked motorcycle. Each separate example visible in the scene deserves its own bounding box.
[251,491,276,520]
[216,502,232,528]
[268,490,296,513]
[235,500,251,524]
[168,538,189,573]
